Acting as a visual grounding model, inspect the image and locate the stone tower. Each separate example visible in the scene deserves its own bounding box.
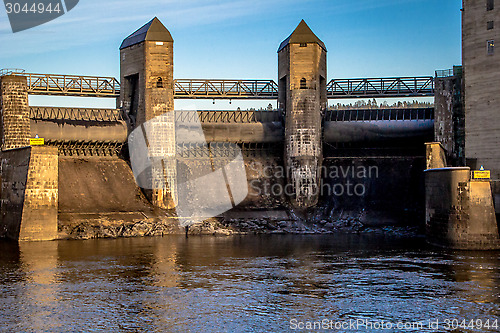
[278,20,327,208]
[0,75,30,150]
[120,17,176,209]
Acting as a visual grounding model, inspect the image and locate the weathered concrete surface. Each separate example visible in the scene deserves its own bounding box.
[0,146,58,241]
[58,157,153,214]
[0,75,30,150]
[57,156,182,239]
[434,76,464,166]
[425,142,447,169]
[425,167,500,250]
[30,119,128,142]
[177,122,283,143]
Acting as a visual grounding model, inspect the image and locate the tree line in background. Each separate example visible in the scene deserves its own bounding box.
[235,99,433,111]
[329,99,434,110]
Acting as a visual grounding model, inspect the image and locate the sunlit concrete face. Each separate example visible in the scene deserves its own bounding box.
[463,0,500,178]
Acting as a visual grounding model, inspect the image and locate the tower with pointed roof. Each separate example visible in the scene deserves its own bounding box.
[120,17,176,209]
[278,20,327,209]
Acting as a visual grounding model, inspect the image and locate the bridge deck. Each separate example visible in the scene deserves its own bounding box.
[11,72,435,99]
[326,77,434,99]
[15,73,120,98]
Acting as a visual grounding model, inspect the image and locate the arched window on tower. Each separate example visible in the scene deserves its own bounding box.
[156,77,163,88]
[300,78,307,89]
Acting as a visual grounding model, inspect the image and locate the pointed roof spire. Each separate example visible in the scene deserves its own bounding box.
[120,17,173,49]
[278,20,326,53]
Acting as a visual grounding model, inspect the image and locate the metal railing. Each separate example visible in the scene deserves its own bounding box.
[30,106,123,122]
[435,66,462,78]
[174,79,279,99]
[324,108,434,121]
[326,77,434,98]
[0,68,25,76]
[17,73,120,97]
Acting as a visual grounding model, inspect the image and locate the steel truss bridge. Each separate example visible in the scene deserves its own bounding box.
[16,73,120,98]
[8,72,435,99]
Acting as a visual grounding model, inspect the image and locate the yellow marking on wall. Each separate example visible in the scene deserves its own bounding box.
[30,138,45,146]
[473,170,490,179]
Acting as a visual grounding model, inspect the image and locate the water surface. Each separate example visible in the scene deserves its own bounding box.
[0,234,498,332]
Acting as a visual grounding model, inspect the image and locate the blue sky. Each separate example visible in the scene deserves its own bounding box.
[0,0,462,109]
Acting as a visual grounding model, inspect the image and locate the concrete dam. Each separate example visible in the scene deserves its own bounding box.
[1,16,499,249]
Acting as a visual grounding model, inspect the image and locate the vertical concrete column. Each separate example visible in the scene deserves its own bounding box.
[425,142,447,169]
[434,74,464,166]
[278,20,327,208]
[0,75,30,150]
[120,17,176,209]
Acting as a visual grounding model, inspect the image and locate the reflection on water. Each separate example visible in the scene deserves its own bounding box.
[0,235,499,332]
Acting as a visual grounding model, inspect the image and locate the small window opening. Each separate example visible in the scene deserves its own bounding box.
[488,40,495,55]
[487,21,494,30]
[300,43,307,47]
[156,77,163,88]
[300,78,307,89]
[487,0,494,11]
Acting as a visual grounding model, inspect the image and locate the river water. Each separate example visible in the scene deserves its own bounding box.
[0,234,498,332]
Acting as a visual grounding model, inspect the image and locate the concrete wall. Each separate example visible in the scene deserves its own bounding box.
[0,75,30,150]
[425,167,500,249]
[58,157,153,214]
[463,0,500,177]
[177,122,284,143]
[0,146,58,241]
[30,119,128,143]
